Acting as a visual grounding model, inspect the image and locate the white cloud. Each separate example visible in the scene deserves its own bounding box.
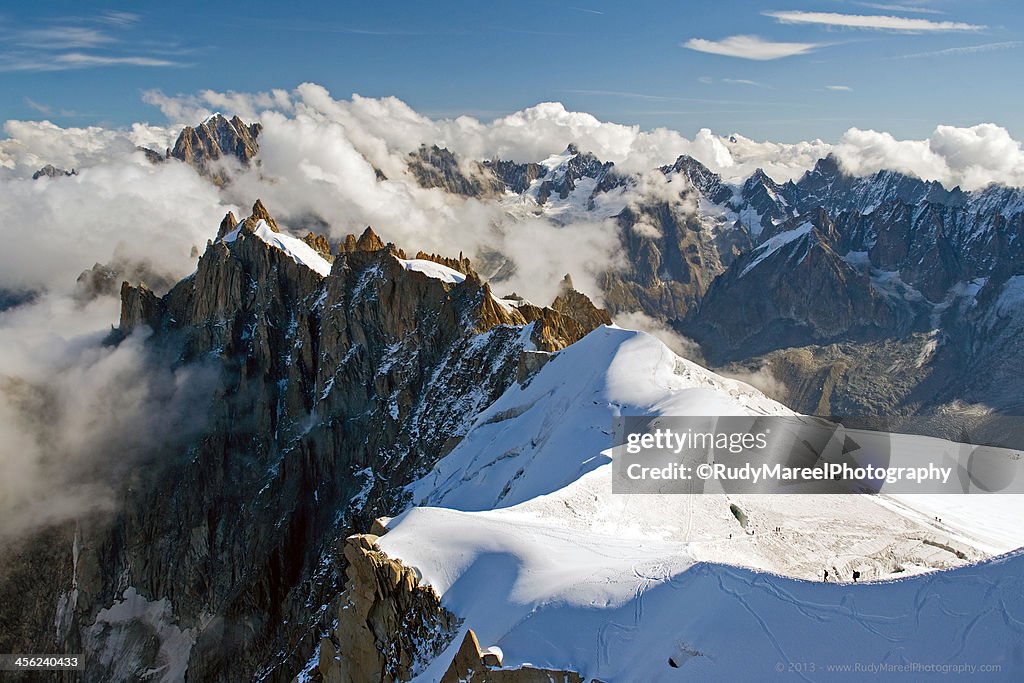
[100,11,142,26]
[683,35,821,60]
[721,133,833,183]
[0,296,217,540]
[613,311,705,364]
[835,124,1024,190]
[717,363,789,401]
[23,97,52,115]
[0,120,231,292]
[54,53,184,68]
[0,17,187,73]
[17,26,115,49]
[765,11,983,32]
[0,53,188,72]
[826,85,853,91]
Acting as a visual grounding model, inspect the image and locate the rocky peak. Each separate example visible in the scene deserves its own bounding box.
[562,147,610,181]
[32,164,77,180]
[105,202,617,680]
[536,146,617,204]
[512,274,613,352]
[243,198,280,232]
[318,534,459,682]
[118,280,163,332]
[168,113,261,177]
[343,226,384,252]
[414,250,474,275]
[215,211,239,240]
[741,184,799,240]
[408,145,505,198]
[302,231,333,261]
[480,158,547,194]
[662,155,732,205]
[440,628,583,682]
[77,257,177,302]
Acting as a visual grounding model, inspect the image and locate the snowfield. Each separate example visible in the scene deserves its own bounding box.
[222,219,333,277]
[393,256,467,284]
[377,326,1024,680]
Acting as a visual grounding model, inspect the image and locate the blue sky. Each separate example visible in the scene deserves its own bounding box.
[1,0,1020,142]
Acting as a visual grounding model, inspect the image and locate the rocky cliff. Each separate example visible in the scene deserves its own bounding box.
[0,199,611,682]
[317,533,586,683]
[164,113,262,182]
[318,534,459,682]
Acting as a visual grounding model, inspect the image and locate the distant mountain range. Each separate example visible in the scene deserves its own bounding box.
[398,137,1024,415]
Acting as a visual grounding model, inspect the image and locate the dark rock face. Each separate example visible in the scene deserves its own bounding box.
[645,154,1024,413]
[0,200,610,682]
[400,142,1024,413]
[32,164,77,180]
[319,534,459,682]
[794,155,961,217]
[137,146,166,164]
[407,145,506,198]
[168,113,261,179]
[740,169,800,235]
[601,201,747,322]
[481,159,547,194]
[830,200,1023,302]
[661,155,733,206]
[76,258,179,301]
[0,289,37,312]
[691,213,897,361]
[535,145,623,205]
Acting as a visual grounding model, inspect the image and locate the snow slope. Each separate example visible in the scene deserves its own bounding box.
[393,256,467,284]
[383,510,1023,682]
[222,219,333,277]
[380,326,1024,680]
[740,222,814,277]
[408,326,788,512]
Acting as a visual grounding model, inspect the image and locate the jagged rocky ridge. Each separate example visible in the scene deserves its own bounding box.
[318,532,587,682]
[0,199,612,682]
[148,114,1024,389]
[138,113,261,181]
[32,164,77,180]
[404,142,1024,413]
[129,112,1024,415]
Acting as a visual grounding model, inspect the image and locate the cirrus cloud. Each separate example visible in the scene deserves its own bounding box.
[683,34,822,60]
[764,11,984,32]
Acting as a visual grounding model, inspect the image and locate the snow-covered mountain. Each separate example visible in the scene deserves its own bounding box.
[328,325,1024,680]
[4,198,622,683]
